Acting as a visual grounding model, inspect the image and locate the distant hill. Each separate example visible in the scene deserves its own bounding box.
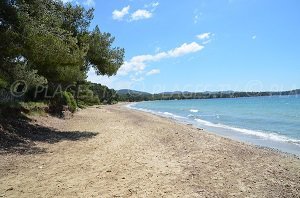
[159,91,192,95]
[159,91,235,95]
[117,89,300,102]
[117,89,151,95]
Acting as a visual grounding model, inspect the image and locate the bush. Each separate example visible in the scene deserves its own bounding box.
[63,91,77,113]
[0,101,48,117]
[49,91,77,114]
[19,102,48,116]
[0,102,22,117]
[77,88,100,108]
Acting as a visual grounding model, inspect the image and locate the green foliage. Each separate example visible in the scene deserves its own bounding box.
[0,76,8,89]
[118,89,300,102]
[77,83,100,107]
[90,83,118,104]
[0,101,47,117]
[0,0,124,113]
[49,91,77,114]
[0,101,22,117]
[20,0,87,84]
[63,91,77,113]
[12,62,47,87]
[19,102,48,116]
[87,26,125,76]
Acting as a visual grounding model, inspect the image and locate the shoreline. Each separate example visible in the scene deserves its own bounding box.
[127,104,300,159]
[127,102,300,156]
[1,104,300,197]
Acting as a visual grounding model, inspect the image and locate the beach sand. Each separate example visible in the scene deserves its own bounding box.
[1,104,299,197]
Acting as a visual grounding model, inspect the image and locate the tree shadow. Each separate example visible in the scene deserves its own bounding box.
[0,117,98,155]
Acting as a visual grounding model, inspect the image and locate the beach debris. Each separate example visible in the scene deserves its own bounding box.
[6,187,13,191]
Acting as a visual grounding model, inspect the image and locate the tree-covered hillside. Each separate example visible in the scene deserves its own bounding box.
[117,89,300,102]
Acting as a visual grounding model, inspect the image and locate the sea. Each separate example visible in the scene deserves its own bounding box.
[128,95,300,156]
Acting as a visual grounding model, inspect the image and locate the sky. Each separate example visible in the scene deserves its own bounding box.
[66,0,300,93]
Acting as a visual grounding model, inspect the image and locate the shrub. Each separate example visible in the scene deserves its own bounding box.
[63,92,77,113]
[77,88,100,107]
[49,91,77,114]
[0,102,22,117]
[19,102,48,116]
[0,101,48,117]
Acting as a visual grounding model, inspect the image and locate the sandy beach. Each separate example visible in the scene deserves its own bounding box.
[1,104,300,197]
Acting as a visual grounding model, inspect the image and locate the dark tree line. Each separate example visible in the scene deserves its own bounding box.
[118,89,300,102]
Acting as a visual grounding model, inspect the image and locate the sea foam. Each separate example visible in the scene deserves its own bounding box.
[195,118,300,145]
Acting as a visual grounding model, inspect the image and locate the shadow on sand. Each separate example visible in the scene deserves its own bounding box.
[0,116,98,155]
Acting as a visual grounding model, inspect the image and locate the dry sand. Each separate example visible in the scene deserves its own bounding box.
[0,104,300,197]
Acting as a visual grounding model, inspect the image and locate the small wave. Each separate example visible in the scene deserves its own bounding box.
[163,112,186,119]
[125,103,136,108]
[194,118,300,145]
[127,104,186,120]
[190,109,199,113]
[126,104,156,114]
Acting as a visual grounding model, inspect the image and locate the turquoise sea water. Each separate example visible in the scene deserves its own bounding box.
[129,95,300,155]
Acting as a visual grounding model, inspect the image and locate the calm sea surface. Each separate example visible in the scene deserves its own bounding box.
[129,95,300,155]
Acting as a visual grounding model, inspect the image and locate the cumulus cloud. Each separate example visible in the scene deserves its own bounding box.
[113,2,159,22]
[168,42,203,57]
[130,9,152,21]
[88,41,205,89]
[197,32,214,45]
[197,32,211,40]
[146,69,160,76]
[112,6,130,20]
[87,68,134,90]
[118,42,204,75]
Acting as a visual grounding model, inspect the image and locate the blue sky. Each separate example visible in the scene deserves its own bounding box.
[71,0,300,93]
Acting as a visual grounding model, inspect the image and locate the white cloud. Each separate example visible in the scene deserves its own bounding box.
[131,9,152,21]
[83,0,95,7]
[155,47,161,53]
[194,15,199,24]
[112,6,130,21]
[130,76,144,82]
[87,41,204,89]
[61,0,73,3]
[60,0,94,7]
[168,42,203,57]
[118,42,204,75]
[146,69,160,76]
[197,32,211,40]
[145,2,159,8]
[113,2,159,22]
[87,68,134,90]
[193,9,202,24]
[252,35,257,40]
[152,2,160,7]
[202,40,211,45]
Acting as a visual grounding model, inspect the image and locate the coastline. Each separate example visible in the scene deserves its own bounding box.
[128,100,300,156]
[1,104,299,197]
